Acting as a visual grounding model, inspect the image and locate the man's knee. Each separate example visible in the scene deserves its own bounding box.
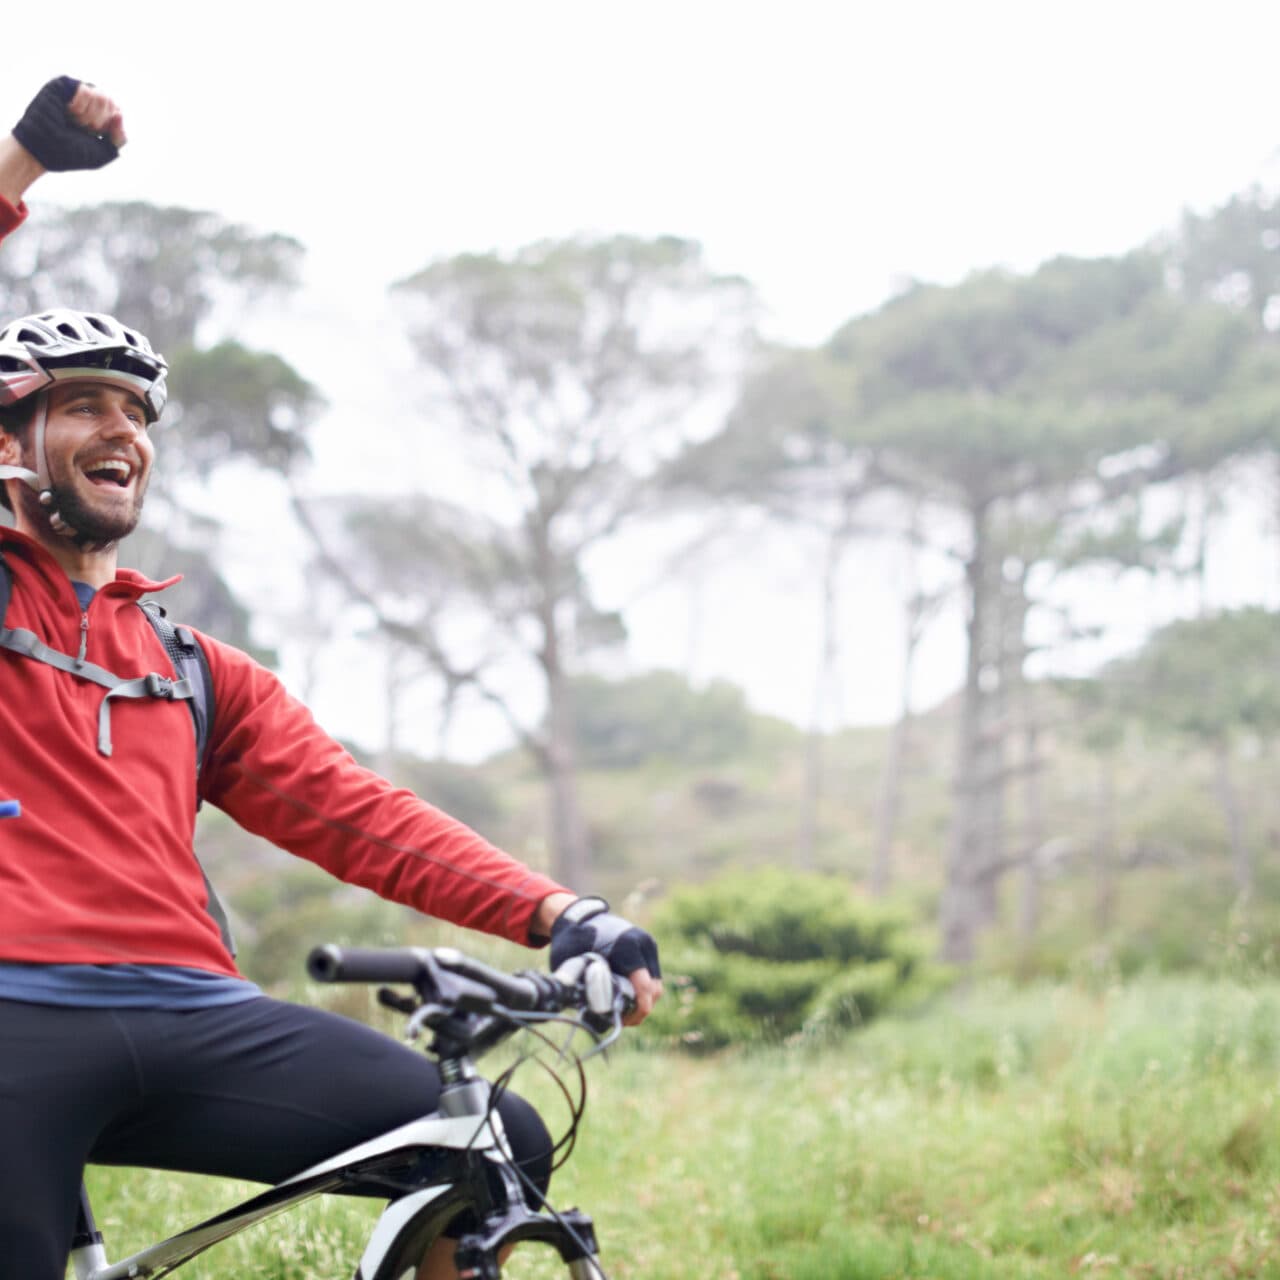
[495,1090,554,1196]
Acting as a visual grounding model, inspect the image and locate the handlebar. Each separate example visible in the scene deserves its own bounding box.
[307,943,634,1030]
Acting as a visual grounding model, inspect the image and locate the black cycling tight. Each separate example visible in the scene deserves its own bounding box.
[0,996,552,1280]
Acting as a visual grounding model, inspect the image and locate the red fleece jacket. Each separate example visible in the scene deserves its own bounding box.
[0,529,567,973]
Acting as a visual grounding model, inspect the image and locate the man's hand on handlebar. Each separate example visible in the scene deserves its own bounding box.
[548,896,663,1028]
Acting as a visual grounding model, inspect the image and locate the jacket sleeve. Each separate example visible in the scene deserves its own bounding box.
[0,195,27,244]
[195,631,570,947]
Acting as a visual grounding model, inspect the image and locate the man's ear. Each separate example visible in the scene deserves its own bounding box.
[0,430,19,465]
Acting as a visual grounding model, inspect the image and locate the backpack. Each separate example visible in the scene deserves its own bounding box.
[0,550,235,953]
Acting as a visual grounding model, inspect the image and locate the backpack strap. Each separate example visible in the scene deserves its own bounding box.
[138,600,235,956]
[139,601,214,780]
[0,556,196,757]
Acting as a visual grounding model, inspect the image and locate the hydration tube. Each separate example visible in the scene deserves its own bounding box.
[0,800,19,818]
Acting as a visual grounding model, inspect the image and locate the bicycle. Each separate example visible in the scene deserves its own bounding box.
[65,943,634,1280]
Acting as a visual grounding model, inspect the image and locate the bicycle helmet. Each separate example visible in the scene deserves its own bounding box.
[0,309,168,546]
[0,309,168,420]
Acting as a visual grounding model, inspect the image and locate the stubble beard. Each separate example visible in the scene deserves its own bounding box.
[16,454,149,547]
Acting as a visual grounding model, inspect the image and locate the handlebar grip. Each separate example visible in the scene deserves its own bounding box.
[307,944,430,985]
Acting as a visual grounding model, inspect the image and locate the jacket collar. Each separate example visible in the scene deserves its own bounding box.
[0,525,180,601]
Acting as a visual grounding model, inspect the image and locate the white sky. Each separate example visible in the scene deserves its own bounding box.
[7,2,1280,756]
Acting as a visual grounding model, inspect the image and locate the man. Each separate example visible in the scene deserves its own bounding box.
[0,78,662,1280]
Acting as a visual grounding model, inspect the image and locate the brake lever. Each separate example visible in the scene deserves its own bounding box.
[377,986,420,1016]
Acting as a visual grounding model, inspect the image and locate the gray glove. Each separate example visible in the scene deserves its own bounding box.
[549,896,662,979]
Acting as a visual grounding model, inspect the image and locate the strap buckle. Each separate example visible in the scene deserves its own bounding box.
[145,672,175,699]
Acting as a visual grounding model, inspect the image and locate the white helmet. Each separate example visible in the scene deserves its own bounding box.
[0,309,168,421]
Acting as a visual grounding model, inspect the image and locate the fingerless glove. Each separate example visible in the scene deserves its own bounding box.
[12,77,119,172]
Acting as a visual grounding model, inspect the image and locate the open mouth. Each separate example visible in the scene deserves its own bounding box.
[82,459,134,489]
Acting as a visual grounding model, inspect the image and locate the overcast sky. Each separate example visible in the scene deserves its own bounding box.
[6,3,1280,754]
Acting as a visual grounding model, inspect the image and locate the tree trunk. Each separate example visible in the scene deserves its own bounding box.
[1015,696,1045,968]
[941,501,994,965]
[534,517,592,890]
[1092,755,1115,937]
[871,553,929,897]
[542,650,592,890]
[1213,736,1251,901]
[799,520,849,870]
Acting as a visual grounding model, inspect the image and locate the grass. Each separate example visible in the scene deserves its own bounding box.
[72,974,1280,1278]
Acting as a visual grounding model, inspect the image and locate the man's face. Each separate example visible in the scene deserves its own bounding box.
[13,380,154,544]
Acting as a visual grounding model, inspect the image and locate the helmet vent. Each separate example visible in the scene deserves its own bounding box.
[56,323,78,339]
[17,328,45,346]
[87,316,112,336]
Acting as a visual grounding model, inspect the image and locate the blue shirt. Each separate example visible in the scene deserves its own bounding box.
[0,962,262,1008]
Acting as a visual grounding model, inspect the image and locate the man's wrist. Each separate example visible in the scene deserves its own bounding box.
[0,134,46,203]
[531,891,578,944]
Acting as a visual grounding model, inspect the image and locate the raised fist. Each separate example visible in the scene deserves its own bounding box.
[12,77,125,172]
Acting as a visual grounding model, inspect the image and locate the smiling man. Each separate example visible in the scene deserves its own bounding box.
[0,79,661,1280]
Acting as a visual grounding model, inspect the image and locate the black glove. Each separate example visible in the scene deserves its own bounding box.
[550,896,662,979]
[12,77,119,172]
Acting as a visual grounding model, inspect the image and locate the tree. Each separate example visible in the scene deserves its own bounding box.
[1162,184,1280,330]
[817,253,1275,962]
[297,236,756,885]
[1103,607,1280,901]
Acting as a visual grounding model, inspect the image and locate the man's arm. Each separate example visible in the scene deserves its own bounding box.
[0,135,44,207]
[0,79,126,237]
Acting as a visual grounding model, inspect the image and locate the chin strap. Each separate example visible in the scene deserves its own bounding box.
[0,462,40,489]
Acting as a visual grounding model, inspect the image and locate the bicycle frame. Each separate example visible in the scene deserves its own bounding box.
[69,1034,607,1279]
[72,1100,604,1279]
[72,1112,480,1279]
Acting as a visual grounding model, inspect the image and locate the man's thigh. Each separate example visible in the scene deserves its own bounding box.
[90,997,445,1184]
[0,1000,142,1280]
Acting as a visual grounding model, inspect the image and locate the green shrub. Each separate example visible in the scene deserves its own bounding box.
[643,868,945,1050]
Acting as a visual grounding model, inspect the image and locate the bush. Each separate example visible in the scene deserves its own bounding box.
[643,868,945,1050]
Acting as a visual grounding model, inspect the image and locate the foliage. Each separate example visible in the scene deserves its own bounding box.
[642,868,941,1049]
[568,670,755,769]
[1163,182,1280,328]
[1104,606,1280,742]
[0,200,302,350]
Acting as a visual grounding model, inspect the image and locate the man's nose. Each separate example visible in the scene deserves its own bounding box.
[102,407,141,439]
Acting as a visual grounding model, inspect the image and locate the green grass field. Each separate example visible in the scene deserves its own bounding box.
[75,974,1280,1278]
